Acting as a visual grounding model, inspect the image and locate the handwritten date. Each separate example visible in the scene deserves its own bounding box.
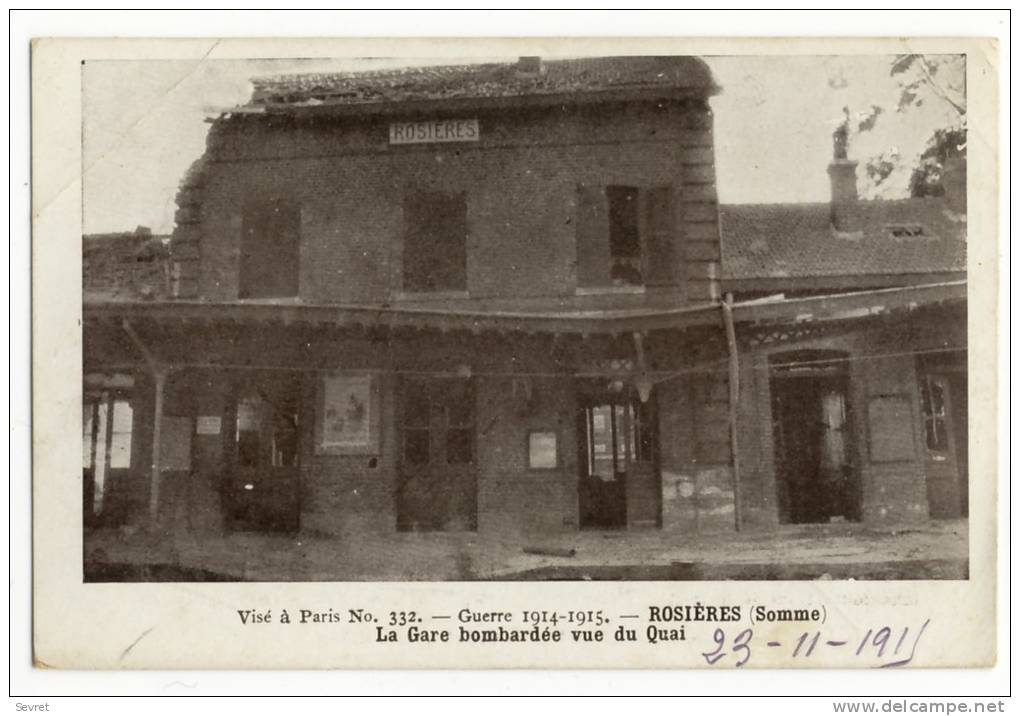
[702,619,930,668]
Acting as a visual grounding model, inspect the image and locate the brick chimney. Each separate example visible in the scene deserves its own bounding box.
[828,107,860,232]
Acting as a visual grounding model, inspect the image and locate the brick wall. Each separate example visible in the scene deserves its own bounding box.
[651,309,967,533]
[173,100,720,307]
[83,230,172,301]
[656,373,741,534]
[475,375,578,537]
[299,372,400,537]
[107,310,964,537]
[730,316,958,529]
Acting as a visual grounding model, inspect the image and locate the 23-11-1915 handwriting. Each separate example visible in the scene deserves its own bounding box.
[701,619,930,668]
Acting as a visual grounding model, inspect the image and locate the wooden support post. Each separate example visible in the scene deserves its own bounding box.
[121,319,167,528]
[631,332,653,403]
[149,368,166,525]
[722,293,743,532]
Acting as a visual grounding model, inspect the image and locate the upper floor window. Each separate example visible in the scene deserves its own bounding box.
[403,191,467,293]
[576,184,677,289]
[607,186,643,285]
[239,198,300,299]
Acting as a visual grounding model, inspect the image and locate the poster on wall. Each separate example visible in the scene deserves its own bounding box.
[315,372,380,455]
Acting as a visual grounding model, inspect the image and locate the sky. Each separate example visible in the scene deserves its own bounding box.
[82,55,963,235]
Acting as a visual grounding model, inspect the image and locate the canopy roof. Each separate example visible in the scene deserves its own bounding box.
[84,281,966,337]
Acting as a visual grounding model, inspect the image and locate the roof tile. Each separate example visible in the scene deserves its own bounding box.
[720,199,966,281]
[249,56,718,107]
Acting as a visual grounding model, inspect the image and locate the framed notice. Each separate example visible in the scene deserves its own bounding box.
[195,415,221,435]
[315,372,381,455]
[527,430,559,469]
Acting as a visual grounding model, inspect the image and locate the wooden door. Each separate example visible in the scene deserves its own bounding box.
[771,374,855,523]
[919,373,965,518]
[577,392,659,529]
[397,378,477,531]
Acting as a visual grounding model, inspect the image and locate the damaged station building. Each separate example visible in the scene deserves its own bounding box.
[82,57,968,577]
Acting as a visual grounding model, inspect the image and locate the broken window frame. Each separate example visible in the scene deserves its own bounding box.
[576,184,677,290]
[233,386,301,472]
[919,373,953,457]
[83,391,134,519]
[583,398,653,480]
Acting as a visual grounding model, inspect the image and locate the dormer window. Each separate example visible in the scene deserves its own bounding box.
[886,224,926,238]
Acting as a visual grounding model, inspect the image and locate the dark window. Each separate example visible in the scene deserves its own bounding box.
[576,185,676,288]
[401,378,475,465]
[444,379,475,465]
[398,378,477,532]
[582,399,653,479]
[919,374,951,453]
[405,431,430,465]
[607,186,642,285]
[234,389,300,470]
[239,198,301,299]
[403,191,467,293]
[236,395,262,468]
[403,382,431,465]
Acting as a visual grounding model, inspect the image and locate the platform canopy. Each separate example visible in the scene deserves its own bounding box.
[84,280,966,338]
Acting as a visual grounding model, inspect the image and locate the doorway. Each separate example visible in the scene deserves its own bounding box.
[770,351,859,524]
[222,372,302,532]
[918,370,968,518]
[397,377,478,531]
[576,388,658,529]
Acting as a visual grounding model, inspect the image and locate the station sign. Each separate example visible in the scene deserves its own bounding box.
[389,119,480,145]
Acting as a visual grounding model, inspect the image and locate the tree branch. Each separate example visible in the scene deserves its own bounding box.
[916,58,966,116]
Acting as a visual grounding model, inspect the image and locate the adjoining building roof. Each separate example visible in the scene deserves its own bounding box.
[720,199,967,287]
[248,56,718,109]
[84,229,172,301]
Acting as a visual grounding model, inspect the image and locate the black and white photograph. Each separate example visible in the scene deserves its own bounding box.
[79,50,972,584]
[15,12,1006,685]
[12,6,1011,699]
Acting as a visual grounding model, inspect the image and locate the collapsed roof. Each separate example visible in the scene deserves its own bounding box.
[246,56,719,110]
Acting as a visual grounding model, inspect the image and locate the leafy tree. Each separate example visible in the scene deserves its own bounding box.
[889,54,966,118]
[908,126,966,199]
[889,55,966,199]
[853,55,966,197]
